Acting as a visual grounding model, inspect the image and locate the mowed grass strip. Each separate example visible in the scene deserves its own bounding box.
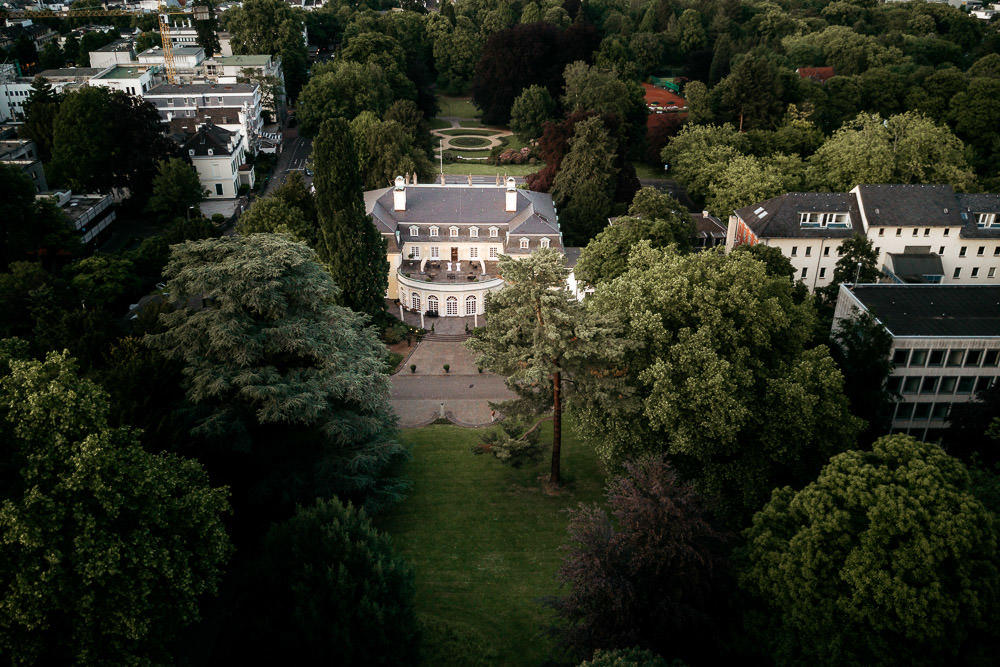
[378,421,606,666]
[442,163,540,176]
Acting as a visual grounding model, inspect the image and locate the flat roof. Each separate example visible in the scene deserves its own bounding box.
[213,55,271,65]
[95,66,147,79]
[848,284,1000,337]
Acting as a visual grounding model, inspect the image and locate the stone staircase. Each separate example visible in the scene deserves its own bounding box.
[421,332,470,342]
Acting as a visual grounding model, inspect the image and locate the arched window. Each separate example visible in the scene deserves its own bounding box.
[519,238,529,249]
[409,225,418,237]
[411,293,420,311]
[427,295,439,313]
[446,296,458,316]
[540,237,550,248]
[429,226,439,237]
[465,294,477,315]
[469,227,479,238]
[489,226,499,237]
[449,226,459,238]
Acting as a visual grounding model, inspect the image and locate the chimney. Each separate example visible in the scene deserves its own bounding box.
[393,175,406,211]
[505,176,517,212]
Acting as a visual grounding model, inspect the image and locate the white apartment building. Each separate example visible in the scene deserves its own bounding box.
[833,284,1000,442]
[727,185,1000,290]
[165,22,233,56]
[144,81,263,152]
[0,68,99,121]
[181,123,254,198]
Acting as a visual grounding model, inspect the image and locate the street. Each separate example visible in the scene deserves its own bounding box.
[264,130,313,195]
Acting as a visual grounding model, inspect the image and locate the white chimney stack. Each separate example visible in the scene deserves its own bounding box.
[393,175,406,211]
[505,176,517,212]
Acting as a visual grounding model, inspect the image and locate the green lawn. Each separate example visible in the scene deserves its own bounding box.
[442,163,540,176]
[429,118,454,130]
[445,150,493,158]
[458,120,486,128]
[379,421,606,666]
[437,96,481,119]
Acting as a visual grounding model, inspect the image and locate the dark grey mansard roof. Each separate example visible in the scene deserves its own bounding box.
[849,285,1000,337]
[854,184,963,228]
[734,192,860,239]
[364,185,560,236]
[958,193,1000,239]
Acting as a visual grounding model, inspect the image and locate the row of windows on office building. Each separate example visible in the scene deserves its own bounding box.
[892,347,1000,368]
[891,401,954,422]
[886,374,995,396]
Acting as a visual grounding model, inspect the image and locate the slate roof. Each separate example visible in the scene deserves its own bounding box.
[181,123,239,157]
[854,184,963,228]
[734,192,860,239]
[692,212,726,238]
[563,247,582,269]
[849,285,1000,337]
[958,193,1000,239]
[367,185,558,230]
[145,82,256,96]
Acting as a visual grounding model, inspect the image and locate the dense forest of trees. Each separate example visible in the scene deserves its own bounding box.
[3,0,1000,663]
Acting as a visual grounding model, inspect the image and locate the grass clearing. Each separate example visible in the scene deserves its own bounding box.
[631,161,669,180]
[429,118,453,130]
[442,163,541,176]
[458,120,486,128]
[445,150,493,159]
[437,96,481,119]
[378,421,606,666]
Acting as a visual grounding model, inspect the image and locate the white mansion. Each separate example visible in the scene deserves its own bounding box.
[726,184,1000,290]
[364,177,563,322]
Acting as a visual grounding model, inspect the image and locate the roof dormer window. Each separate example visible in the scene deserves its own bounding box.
[540,238,550,248]
[489,226,498,238]
[429,226,439,237]
[519,238,529,249]
[976,213,998,228]
[799,212,850,229]
[469,226,479,238]
[449,226,459,238]
[409,225,418,237]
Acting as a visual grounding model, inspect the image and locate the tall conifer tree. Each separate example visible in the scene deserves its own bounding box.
[312,117,387,317]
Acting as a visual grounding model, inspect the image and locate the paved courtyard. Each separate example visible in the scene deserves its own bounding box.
[390,340,514,427]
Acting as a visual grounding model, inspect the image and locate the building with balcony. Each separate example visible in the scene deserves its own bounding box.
[144,81,263,152]
[365,176,563,324]
[833,283,1000,442]
[38,190,116,246]
[726,185,1000,291]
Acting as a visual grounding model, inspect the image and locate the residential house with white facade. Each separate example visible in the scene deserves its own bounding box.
[833,283,1000,441]
[727,185,1000,290]
[365,176,563,325]
[181,123,253,198]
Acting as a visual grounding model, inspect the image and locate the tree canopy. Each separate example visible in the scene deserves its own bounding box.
[743,434,1000,665]
[575,244,862,523]
[0,350,230,664]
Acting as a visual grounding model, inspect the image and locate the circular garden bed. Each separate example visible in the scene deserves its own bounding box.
[450,136,494,149]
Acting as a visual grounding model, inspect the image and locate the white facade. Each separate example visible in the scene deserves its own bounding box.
[727,185,1000,290]
[88,65,160,96]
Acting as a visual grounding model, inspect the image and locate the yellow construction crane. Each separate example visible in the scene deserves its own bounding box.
[0,5,211,84]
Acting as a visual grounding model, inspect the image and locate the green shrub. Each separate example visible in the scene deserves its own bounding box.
[385,351,404,373]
